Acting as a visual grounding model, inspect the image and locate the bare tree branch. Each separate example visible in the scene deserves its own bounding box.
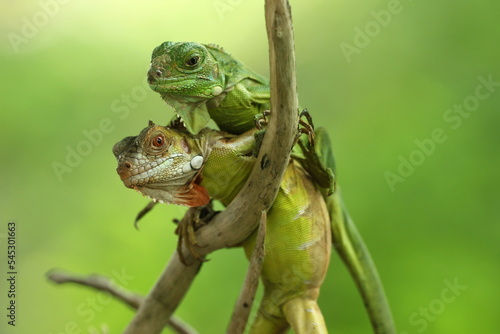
[122,1,299,332]
[226,211,267,334]
[46,270,197,334]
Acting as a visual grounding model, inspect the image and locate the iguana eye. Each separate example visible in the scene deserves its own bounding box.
[185,56,200,67]
[152,134,166,148]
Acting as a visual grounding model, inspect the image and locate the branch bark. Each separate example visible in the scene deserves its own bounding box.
[226,211,267,334]
[122,1,298,333]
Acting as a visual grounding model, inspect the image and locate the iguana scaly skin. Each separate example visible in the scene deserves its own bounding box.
[113,123,331,333]
[147,42,395,333]
[148,42,270,134]
[113,122,213,207]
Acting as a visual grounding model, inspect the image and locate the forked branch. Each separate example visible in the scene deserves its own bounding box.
[122,0,299,333]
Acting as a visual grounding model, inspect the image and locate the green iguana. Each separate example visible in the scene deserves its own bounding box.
[114,122,331,333]
[148,42,269,135]
[147,41,395,333]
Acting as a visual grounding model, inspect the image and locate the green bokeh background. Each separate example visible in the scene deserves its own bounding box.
[1,1,499,333]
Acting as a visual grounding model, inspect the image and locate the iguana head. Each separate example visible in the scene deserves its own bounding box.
[147,42,226,134]
[112,121,212,207]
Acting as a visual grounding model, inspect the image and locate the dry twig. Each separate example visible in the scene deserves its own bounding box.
[226,211,267,334]
[46,270,197,334]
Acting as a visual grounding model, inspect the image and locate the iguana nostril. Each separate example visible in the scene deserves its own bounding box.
[147,68,162,84]
[116,163,133,182]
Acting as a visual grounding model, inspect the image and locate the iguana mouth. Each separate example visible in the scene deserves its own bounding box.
[148,77,215,98]
[148,74,186,85]
[117,154,204,189]
[116,155,181,188]
[119,160,208,207]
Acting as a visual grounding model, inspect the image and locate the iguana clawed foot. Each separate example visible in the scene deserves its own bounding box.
[174,201,218,265]
[296,108,316,146]
[293,109,336,197]
[168,115,187,130]
[254,110,271,130]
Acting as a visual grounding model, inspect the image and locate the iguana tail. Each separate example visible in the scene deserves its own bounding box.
[328,189,396,334]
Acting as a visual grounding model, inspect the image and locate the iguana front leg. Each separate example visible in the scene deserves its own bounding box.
[292,111,336,197]
[174,202,217,265]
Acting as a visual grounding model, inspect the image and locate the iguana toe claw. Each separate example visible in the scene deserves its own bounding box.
[296,108,315,146]
[254,110,271,130]
[299,108,315,130]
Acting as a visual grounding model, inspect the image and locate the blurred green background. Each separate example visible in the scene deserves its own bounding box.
[1,0,499,333]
